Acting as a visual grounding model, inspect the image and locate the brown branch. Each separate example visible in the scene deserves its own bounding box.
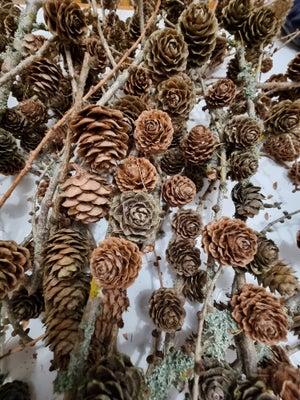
[0,0,161,210]
[0,334,45,361]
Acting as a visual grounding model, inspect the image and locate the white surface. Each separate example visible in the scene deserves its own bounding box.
[0,10,300,400]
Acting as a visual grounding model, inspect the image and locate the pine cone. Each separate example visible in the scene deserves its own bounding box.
[149,287,186,333]
[183,162,205,192]
[23,58,62,102]
[156,73,196,120]
[288,161,300,185]
[0,380,30,400]
[222,0,252,35]
[258,259,298,297]
[1,107,28,138]
[42,228,91,294]
[0,240,31,299]
[113,95,147,138]
[234,378,276,400]
[286,52,300,81]
[254,93,273,120]
[231,182,265,220]
[223,116,262,150]
[124,66,152,99]
[109,191,161,247]
[231,283,288,345]
[161,0,189,26]
[83,353,146,400]
[240,6,279,48]
[43,0,87,43]
[69,104,130,172]
[207,34,229,71]
[134,109,173,155]
[189,357,238,400]
[85,36,107,74]
[143,27,188,82]
[171,209,202,239]
[178,2,218,67]
[0,152,25,176]
[202,216,257,267]
[20,126,47,152]
[10,286,44,321]
[265,99,300,136]
[166,236,201,276]
[102,11,130,54]
[182,269,207,302]
[162,174,196,207]
[21,33,46,57]
[160,147,185,176]
[228,150,259,181]
[261,362,300,400]
[247,234,279,276]
[262,134,300,163]
[90,237,142,289]
[49,76,73,116]
[127,1,157,42]
[115,156,158,192]
[18,98,48,125]
[60,165,114,224]
[180,125,216,165]
[292,313,300,338]
[205,78,236,109]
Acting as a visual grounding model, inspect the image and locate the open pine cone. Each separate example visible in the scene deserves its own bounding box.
[247,234,279,276]
[166,236,201,276]
[171,209,202,239]
[180,125,216,165]
[0,380,30,400]
[182,269,207,303]
[90,237,142,289]
[149,287,186,333]
[162,174,196,207]
[228,150,259,181]
[10,286,44,321]
[124,66,152,99]
[205,78,237,109]
[202,216,257,267]
[231,283,288,345]
[231,182,265,220]
[223,116,262,150]
[286,52,300,81]
[262,134,300,163]
[160,147,185,176]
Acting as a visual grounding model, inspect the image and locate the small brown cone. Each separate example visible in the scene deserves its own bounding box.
[247,234,279,276]
[171,209,202,239]
[288,161,300,185]
[228,150,259,181]
[286,52,300,81]
[10,286,44,321]
[182,270,207,303]
[0,240,31,299]
[231,283,288,345]
[149,287,186,333]
[61,165,114,224]
[160,147,185,176]
[69,104,130,172]
[124,66,152,99]
[180,125,216,165]
[231,182,265,220]
[162,174,196,207]
[166,236,201,276]
[223,116,262,150]
[262,134,300,163]
[205,78,236,109]
[90,237,142,289]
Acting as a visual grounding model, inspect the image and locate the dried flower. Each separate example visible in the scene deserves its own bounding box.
[231,283,288,345]
[149,287,186,333]
[90,237,142,289]
[202,216,257,267]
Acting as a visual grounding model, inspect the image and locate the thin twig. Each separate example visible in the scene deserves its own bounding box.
[2,297,33,343]
[0,334,45,361]
[64,47,78,100]
[260,209,300,235]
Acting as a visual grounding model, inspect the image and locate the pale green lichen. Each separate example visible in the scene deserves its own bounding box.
[146,348,194,400]
[202,308,238,362]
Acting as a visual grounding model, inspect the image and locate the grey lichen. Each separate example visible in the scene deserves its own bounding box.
[146,348,194,400]
[202,308,238,362]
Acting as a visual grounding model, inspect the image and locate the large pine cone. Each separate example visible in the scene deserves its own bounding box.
[286,52,300,82]
[264,99,300,136]
[69,104,130,172]
[231,283,288,345]
[43,0,87,43]
[260,362,300,400]
[189,357,238,400]
[240,6,279,48]
[124,67,152,99]
[205,78,236,109]
[178,2,218,67]
[162,174,196,207]
[166,236,201,276]
[149,287,186,333]
[83,353,146,400]
[202,216,257,267]
[60,165,114,224]
[0,380,30,400]
[160,147,185,176]
[115,156,158,192]
[228,150,259,181]
[10,286,44,321]
[90,237,142,289]
[134,109,173,155]
[223,116,262,150]
[262,134,300,163]
[180,125,216,165]
[247,234,279,276]
[109,191,161,247]
[234,378,276,400]
[155,73,196,120]
[231,182,264,220]
[258,259,298,297]
[182,269,207,303]
[143,27,188,82]
[0,240,31,299]
[171,209,202,239]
